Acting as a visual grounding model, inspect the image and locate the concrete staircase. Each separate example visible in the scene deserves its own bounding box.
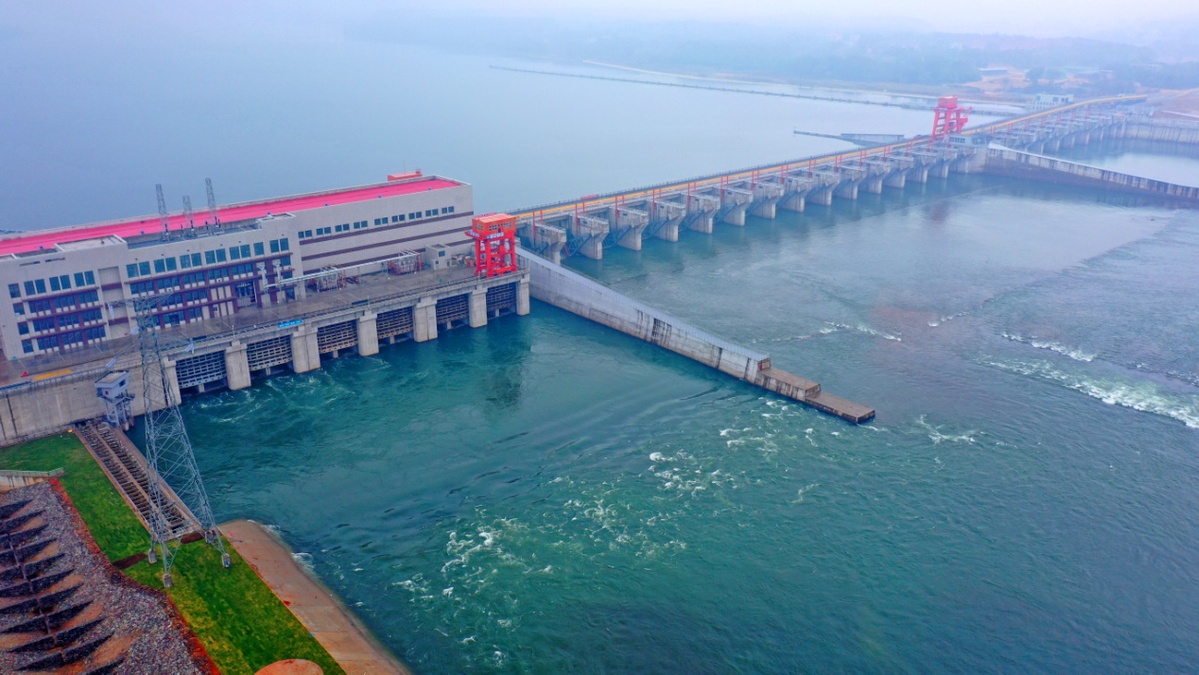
[74,420,198,539]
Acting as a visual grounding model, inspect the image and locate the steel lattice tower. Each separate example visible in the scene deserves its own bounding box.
[136,298,230,587]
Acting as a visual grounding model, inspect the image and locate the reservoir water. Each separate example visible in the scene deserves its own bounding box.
[6,34,1199,672]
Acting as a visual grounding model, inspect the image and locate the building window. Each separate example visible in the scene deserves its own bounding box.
[49,277,59,292]
[21,340,32,354]
[8,283,19,299]
[280,255,291,267]
[23,281,35,296]
[216,248,226,262]
[13,303,24,316]
[230,246,242,260]
[448,206,455,213]
[139,262,150,276]
[17,322,28,335]
[240,244,251,258]
[166,257,177,271]
[254,242,264,256]
[154,259,166,273]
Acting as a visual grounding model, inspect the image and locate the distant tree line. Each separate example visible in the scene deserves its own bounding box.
[351,15,1199,92]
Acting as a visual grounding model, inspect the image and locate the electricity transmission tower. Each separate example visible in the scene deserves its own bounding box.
[136,297,230,587]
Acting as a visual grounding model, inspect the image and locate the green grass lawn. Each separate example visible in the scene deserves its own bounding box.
[126,542,344,675]
[0,432,344,675]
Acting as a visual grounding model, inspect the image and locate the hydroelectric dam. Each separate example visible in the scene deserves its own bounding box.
[2,94,1198,442]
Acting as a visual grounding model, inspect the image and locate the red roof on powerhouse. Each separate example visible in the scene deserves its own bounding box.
[0,178,460,256]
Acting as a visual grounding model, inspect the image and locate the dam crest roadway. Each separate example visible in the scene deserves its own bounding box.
[511,95,1199,264]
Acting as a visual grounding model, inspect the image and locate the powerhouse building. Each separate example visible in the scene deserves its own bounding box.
[0,173,478,359]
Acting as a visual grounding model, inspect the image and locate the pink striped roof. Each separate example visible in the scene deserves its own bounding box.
[0,178,460,256]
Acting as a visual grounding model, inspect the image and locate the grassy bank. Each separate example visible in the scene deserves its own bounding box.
[0,432,342,675]
[0,432,145,560]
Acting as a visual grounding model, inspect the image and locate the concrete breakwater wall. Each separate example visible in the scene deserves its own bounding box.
[1122,120,1199,145]
[520,251,765,380]
[984,146,1199,202]
[520,251,874,422]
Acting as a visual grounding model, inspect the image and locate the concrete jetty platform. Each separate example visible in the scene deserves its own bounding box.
[222,520,408,675]
[520,251,875,423]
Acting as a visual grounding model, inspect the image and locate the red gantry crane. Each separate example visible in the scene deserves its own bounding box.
[932,95,972,142]
[468,213,519,277]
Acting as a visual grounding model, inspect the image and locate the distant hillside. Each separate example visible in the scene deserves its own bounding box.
[349,13,1199,93]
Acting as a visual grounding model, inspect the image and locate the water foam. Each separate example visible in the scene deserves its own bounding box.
[291,551,316,575]
[983,357,1199,429]
[1002,332,1096,362]
[791,483,820,504]
[914,415,979,445]
[828,322,902,342]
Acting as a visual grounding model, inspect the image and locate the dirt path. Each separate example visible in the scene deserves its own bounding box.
[221,520,408,675]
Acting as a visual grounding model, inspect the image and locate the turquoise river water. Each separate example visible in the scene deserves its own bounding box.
[5,34,1199,673]
[182,171,1199,672]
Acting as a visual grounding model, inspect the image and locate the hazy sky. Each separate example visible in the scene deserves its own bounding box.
[5,0,1197,40]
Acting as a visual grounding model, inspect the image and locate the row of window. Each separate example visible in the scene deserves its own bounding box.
[11,271,97,299]
[21,308,104,335]
[128,261,276,296]
[126,240,289,279]
[21,325,106,353]
[153,306,206,328]
[19,289,101,315]
[296,206,456,240]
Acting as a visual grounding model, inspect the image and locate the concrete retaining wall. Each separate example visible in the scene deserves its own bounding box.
[520,251,767,381]
[1122,121,1199,145]
[520,251,875,423]
[984,146,1199,202]
[0,468,64,490]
